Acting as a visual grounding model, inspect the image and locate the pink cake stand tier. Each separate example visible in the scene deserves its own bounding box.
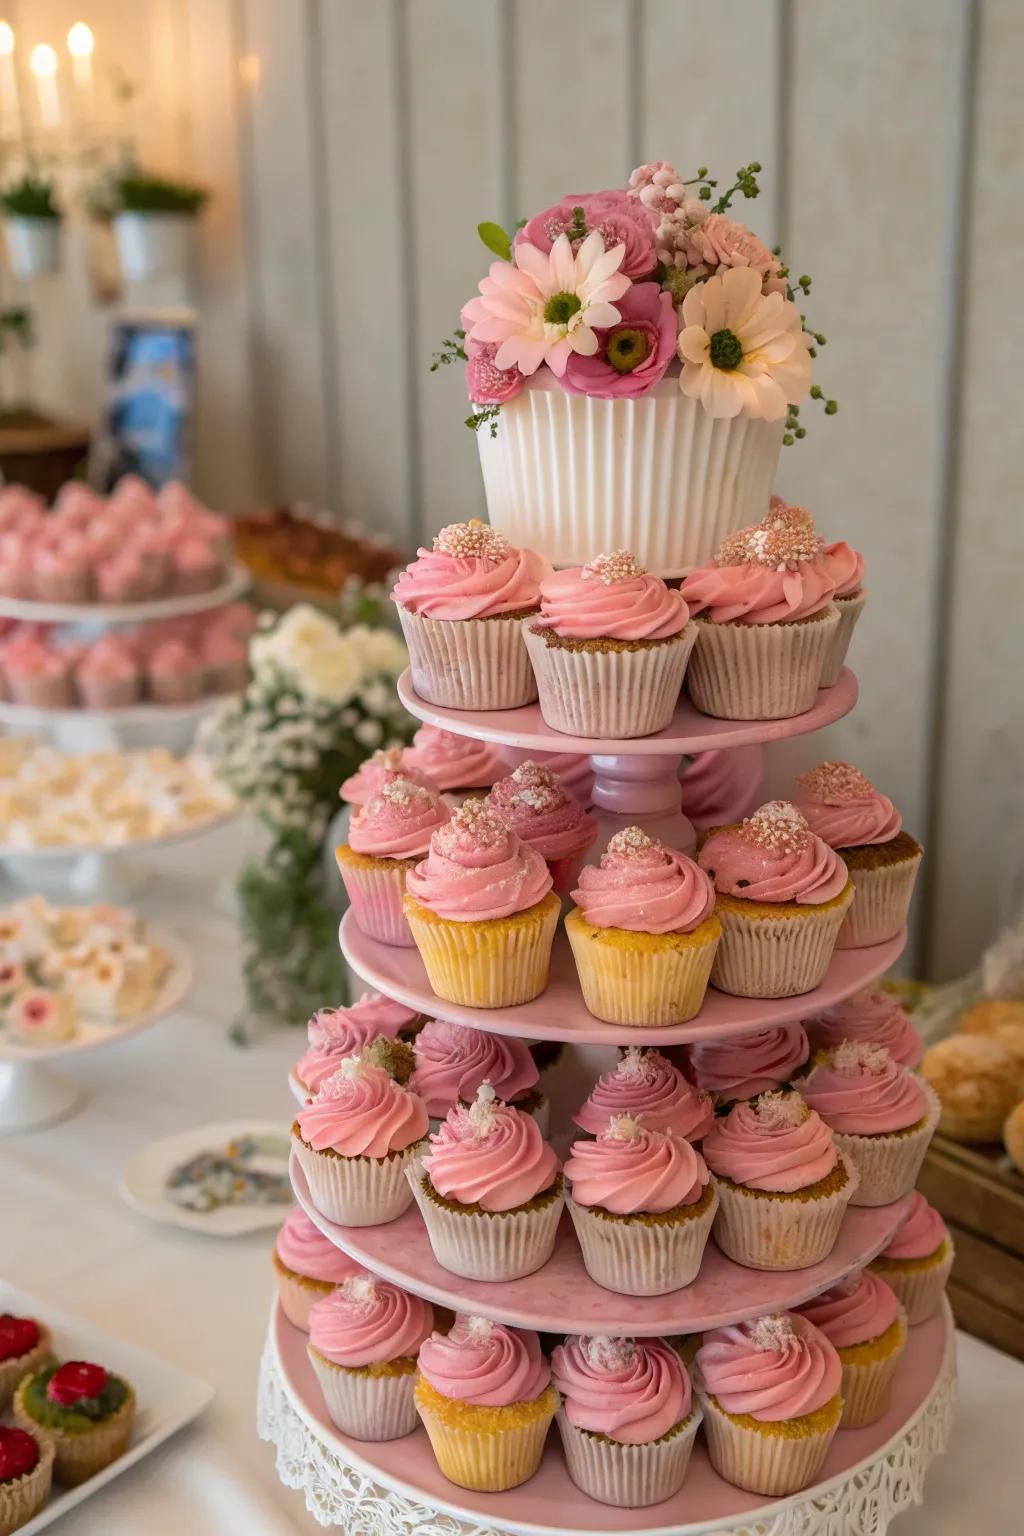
[340,913,906,1048]
[291,1155,910,1336]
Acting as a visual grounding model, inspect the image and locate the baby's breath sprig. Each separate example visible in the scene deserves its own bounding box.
[430,330,467,371]
[710,162,762,213]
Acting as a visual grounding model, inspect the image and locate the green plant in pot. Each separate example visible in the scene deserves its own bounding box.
[112,169,209,283]
[1,175,62,280]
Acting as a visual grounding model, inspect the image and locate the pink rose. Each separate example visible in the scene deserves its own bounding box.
[562,282,677,400]
[515,190,657,280]
[464,341,525,405]
[695,214,778,277]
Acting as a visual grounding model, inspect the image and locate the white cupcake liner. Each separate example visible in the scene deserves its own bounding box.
[405,895,560,1008]
[566,912,719,1026]
[699,1390,839,1496]
[870,1239,954,1325]
[273,1259,334,1332]
[556,1407,702,1508]
[565,1186,718,1296]
[397,606,537,710]
[710,1156,859,1272]
[292,1132,427,1226]
[686,605,839,721]
[308,1347,419,1440]
[476,371,783,576]
[523,623,696,739]
[819,591,866,688]
[838,1314,907,1428]
[833,1084,940,1207]
[710,887,853,998]
[837,853,922,949]
[0,1437,52,1533]
[407,1166,563,1281]
[338,857,415,947]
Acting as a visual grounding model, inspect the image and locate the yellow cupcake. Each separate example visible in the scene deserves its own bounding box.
[565,907,720,1025]
[414,1373,557,1492]
[404,891,560,1008]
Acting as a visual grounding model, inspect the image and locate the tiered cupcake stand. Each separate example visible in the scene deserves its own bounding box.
[259,665,955,1535]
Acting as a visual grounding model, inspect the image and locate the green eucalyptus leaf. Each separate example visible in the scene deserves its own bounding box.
[477,221,512,261]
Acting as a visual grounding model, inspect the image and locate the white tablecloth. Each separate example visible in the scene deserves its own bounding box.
[2,875,1022,1534]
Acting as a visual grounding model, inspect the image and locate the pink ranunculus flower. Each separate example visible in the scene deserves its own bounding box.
[695,214,779,278]
[465,341,525,405]
[562,282,678,400]
[515,190,658,280]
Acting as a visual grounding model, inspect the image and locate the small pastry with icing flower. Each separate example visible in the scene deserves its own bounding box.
[306,1275,436,1440]
[14,1358,135,1487]
[0,1423,53,1532]
[336,776,452,948]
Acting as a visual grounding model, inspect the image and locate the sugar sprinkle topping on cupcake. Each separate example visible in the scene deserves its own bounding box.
[582,550,645,584]
[606,825,656,859]
[754,1089,810,1129]
[463,1080,500,1136]
[340,1274,379,1307]
[379,775,435,807]
[464,1313,496,1338]
[604,1112,645,1142]
[716,507,825,571]
[741,800,812,854]
[748,1313,796,1351]
[503,761,563,812]
[831,1040,892,1075]
[433,518,511,562]
[583,1334,637,1370]
[616,1047,662,1086]
[435,800,507,852]
[797,761,874,804]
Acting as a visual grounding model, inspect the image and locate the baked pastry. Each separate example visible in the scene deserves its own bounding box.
[306,1277,434,1440]
[920,1034,1024,1143]
[796,1270,906,1426]
[869,1191,954,1323]
[0,1425,53,1534]
[337,777,451,948]
[1003,1099,1024,1176]
[0,1315,52,1412]
[14,1360,135,1486]
[409,1019,545,1130]
[292,993,424,1098]
[272,1208,367,1330]
[683,1024,809,1107]
[801,985,923,1069]
[485,761,597,907]
[401,725,508,804]
[573,1047,714,1143]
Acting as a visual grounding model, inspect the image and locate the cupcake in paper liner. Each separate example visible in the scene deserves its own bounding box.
[403,801,559,1008]
[0,1427,52,1531]
[0,1315,53,1414]
[339,746,440,809]
[794,761,922,948]
[402,725,509,805]
[410,1019,546,1131]
[336,776,451,947]
[552,1335,701,1508]
[272,1208,368,1331]
[291,1047,429,1227]
[573,1047,714,1145]
[485,761,597,909]
[698,802,852,998]
[414,1317,557,1492]
[695,1313,842,1497]
[392,520,550,710]
[868,1192,954,1323]
[293,992,425,1099]
[800,1041,939,1207]
[523,551,695,739]
[797,1269,907,1427]
[802,985,924,1070]
[14,1361,135,1487]
[685,1023,810,1108]
[816,517,866,686]
[410,1085,563,1282]
[306,1276,435,1440]
[563,1116,717,1296]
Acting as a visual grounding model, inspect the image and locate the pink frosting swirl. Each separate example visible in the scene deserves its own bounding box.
[696,1313,841,1421]
[880,1191,948,1261]
[821,540,865,598]
[392,521,550,619]
[423,1088,559,1211]
[800,1043,929,1135]
[680,506,835,625]
[295,1060,428,1157]
[347,778,451,859]
[679,746,764,831]
[485,762,597,862]
[308,1277,434,1365]
[698,802,849,906]
[275,1209,367,1284]
[295,993,420,1093]
[572,827,715,935]
[797,1271,901,1349]
[405,803,553,921]
[411,1020,538,1117]
[418,1317,551,1406]
[574,1048,714,1141]
[803,987,922,1069]
[403,726,507,792]
[685,1024,809,1102]
[340,748,438,807]
[535,552,688,640]
[564,1118,709,1214]
[552,1336,691,1443]
[793,762,902,848]
[702,1092,838,1193]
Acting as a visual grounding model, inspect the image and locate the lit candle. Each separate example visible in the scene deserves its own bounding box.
[66,21,93,115]
[29,42,59,131]
[0,21,22,142]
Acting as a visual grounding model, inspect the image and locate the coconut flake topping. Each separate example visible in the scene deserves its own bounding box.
[582,550,645,584]
[434,519,511,563]
[749,1313,796,1352]
[797,761,874,805]
[742,800,812,855]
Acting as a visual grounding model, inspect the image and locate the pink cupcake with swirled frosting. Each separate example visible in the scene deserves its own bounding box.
[702,1090,858,1271]
[500,746,594,806]
[816,519,866,687]
[552,1335,701,1508]
[292,1052,429,1226]
[402,725,508,804]
[272,1208,367,1329]
[409,1084,563,1281]
[869,1191,953,1323]
[566,826,721,1025]
[410,1020,544,1127]
[800,1041,939,1207]
[698,801,852,999]
[339,746,439,808]
[695,1312,842,1496]
[524,550,695,739]
[403,801,559,1008]
[307,1276,436,1440]
[563,1115,717,1295]
[797,1269,906,1427]
[680,505,839,721]
[292,992,424,1099]
[573,1047,713,1143]
[486,760,597,904]
[337,776,451,947]
[794,762,922,949]
[684,1023,810,1106]
[803,985,923,1069]
[392,518,550,710]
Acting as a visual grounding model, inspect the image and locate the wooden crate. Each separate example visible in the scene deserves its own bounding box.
[918,1133,1024,1359]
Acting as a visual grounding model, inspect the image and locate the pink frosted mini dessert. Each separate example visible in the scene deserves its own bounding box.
[307,1276,435,1440]
[3,638,73,708]
[486,760,597,904]
[684,1023,810,1106]
[797,1270,906,1426]
[273,1208,367,1329]
[793,761,922,948]
[339,746,438,808]
[698,801,852,998]
[869,1191,954,1323]
[171,534,224,594]
[702,1090,858,1270]
[574,1048,713,1143]
[33,536,93,604]
[402,725,506,805]
[566,827,720,1025]
[802,985,923,1069]
[816,517,866,685]
[392,519,550,709]
[410,1084,563,1281]
[292,1052,429,1226]
[695,1313,842,1495]
[146,639,203,703]
[524,550,694,738]
[800,1041,939,1206]
[552,1335,701,1508]
[75,636,140,709]
[95,549,160,604]
[293,992,423,1097]
[410,1020,544,1128]
[337,777,451,947]
[403,802,558,1007]
[199,626,247,693]
[563,1115,717,1295]
[679,505,838,720]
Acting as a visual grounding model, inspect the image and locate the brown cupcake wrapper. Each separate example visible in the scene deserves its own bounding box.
[834,1085,940,1207]
[710,888,852,998]
[836,854,922,949]
[699,1391,838,1496]
[838,1313,907,1427]
[819,591,866,688]
[0,1436,53,1535]
[292,1132,427,1226]
[407,1165,563,1281]
[556,1407,702,1508]
[15,1380,135,1487]
[565,1187,718,1296]
[308,1348,419,1440]
[398,607,537,710]
[523,623,696,739]
[710,1157,859,1272]
[869,1244,953,1325]
[686,605,839,721]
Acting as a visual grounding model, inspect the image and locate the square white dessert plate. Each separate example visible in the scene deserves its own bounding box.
[0,1280,213,1535]
[119,1118,292,1236]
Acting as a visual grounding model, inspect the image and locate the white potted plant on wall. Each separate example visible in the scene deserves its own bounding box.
[112,169,208,283]
[1,174,62,280]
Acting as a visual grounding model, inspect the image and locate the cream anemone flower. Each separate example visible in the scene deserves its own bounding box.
[462,231,631,378]
[677,266,812,420]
